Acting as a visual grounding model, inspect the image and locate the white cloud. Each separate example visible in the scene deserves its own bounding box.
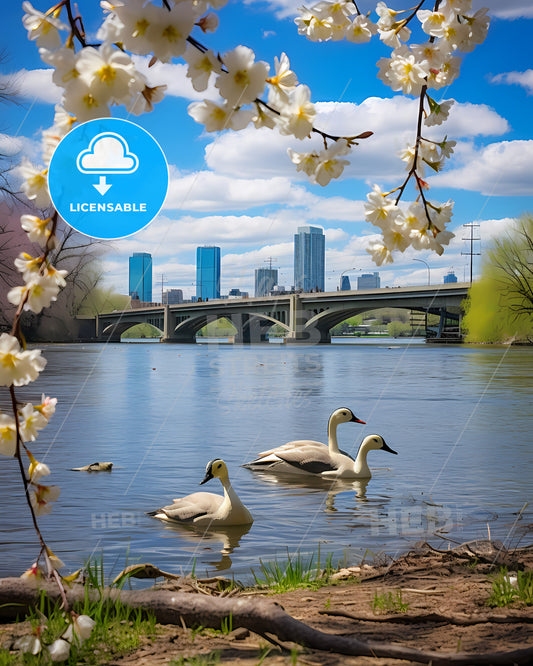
[492,69,533,95]
[164,169,301,211]
[0,68,60,104]
[430,140,533,196]
[474,0,533,19]
[202,97,509,185]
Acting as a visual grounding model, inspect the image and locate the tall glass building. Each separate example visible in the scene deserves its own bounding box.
[294,226,325,292]
[255,268,278,296]
[357,272,380,290]
[196,246,221,300]
[129,252,152,302]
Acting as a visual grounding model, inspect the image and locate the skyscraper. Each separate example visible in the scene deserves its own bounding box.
[255,268,278,296]
[294,226,325,292]
[196,246,221,300]
[357,272,380,290]
[129,252,152,302]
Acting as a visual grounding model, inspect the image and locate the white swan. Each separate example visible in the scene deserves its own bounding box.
[244,433,396,479]
[243,407,381,478]
[148,459,253,527]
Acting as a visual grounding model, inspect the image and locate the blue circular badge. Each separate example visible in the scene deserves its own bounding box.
[48,118,168,239]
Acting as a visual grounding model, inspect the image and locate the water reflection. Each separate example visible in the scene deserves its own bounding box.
[151,521,252,571]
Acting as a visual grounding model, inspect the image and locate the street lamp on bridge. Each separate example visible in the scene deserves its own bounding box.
[339,267,361,291]
[413,258,431,285]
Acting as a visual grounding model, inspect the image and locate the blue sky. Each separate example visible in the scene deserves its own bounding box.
[1,0,532,299]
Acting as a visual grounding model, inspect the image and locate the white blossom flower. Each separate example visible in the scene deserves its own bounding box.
[375,2,399,30]
[381,216,412,253]
[20,562,44,583]
[196,12,219,33]
[19,403,49,442]
[377,45,429,96]
[183,46,222,92]
[45,546,65,570]
[295,7,333,42]
[288,148,320,177]
[215,46,269,106]
[20,214,54,247]
[61,77,111,122]
[0,333,46,387]
[431,229,455,255]
[26,449,51,482]
[266,52,298,104]
[457,7,490,52]
[429,199,454,231]
[278,85,316,140]
[313,139,351,186]
[13,634,42,656]
[18,159,51,208]
[22,1,67,48]
[426,53,461,89]
[403,202,429,231]
[36,394,58,421]
[379,24,411,48]
[62,615,96,644]
[364,185,398,227]
[39,46,79,88]
[8,274,63,314]
[188,100,253,131]
[425,97,454,127]
[48,638,70,662]
[15,253,43,282]
[252,103,277,130]
[366,241,394,266]
[126,84,167,115]
[345,14,377,43]
[30,483,61,516]
[417,8,454,39]
[145,2,196,62]
[0,413,17,457]
[75,43,143,105]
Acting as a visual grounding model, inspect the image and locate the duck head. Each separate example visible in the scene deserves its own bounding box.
[332,407,366,425]
[200,458,229,485]
[364,435,397,454]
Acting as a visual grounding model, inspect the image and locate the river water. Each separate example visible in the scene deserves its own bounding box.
[1,338,531,582]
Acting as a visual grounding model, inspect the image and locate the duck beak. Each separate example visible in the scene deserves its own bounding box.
[200,469,214,485]
[351,415,366,424]
[382,440,398,455]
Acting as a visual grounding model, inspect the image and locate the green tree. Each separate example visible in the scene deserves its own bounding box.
[463,214,533,343]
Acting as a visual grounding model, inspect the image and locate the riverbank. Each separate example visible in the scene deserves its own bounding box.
[2,540,531,665]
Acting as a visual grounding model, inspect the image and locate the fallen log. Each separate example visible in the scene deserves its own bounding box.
[1,577,533,665]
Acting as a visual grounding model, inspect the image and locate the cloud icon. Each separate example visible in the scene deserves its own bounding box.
[77,132,139,174]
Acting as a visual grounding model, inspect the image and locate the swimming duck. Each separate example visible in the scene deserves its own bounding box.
[244,433,397,479]
[148,459,253,527]
[70,462,113,472]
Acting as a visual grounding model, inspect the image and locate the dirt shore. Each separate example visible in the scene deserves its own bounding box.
[1,540,532,665]
[113,540,533,665]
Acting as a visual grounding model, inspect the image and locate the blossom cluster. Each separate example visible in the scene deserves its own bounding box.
[14,610,96,661]
[296,0,490,263]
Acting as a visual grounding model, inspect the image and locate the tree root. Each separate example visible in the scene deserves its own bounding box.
[320,607,533,625]
[1,577,533,665]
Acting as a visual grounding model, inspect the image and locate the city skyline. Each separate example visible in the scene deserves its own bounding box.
[129,252,153,303]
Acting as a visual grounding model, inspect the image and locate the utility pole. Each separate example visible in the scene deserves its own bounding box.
[264,257,277,270]
[461,223,480,283]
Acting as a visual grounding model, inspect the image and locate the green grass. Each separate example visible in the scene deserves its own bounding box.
[0,557,158,665]
[487,568,533,607]
[250,548,336,593]
[371,590,409,614]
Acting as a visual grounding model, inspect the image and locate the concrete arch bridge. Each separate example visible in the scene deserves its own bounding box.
[96,283,469,344]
